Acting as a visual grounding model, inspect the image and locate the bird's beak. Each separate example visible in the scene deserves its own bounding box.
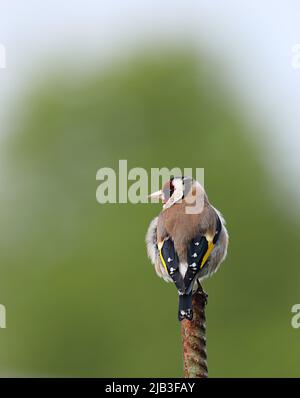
[149,190,163,201]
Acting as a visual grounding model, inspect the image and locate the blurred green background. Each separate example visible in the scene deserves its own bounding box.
[0,48,299,377]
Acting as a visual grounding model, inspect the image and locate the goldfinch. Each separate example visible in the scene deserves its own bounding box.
[146,176,228,321]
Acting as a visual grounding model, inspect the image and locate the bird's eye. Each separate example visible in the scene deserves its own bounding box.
[163,180,175,201]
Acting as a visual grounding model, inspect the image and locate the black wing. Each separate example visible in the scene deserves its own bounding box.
[159,239,185,294]
[184,215,223,293]
[184,235,210,294]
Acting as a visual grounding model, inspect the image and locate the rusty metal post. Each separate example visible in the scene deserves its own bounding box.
[181,286,208,378]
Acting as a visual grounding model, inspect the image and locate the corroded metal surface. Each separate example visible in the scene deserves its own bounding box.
[181,287,208,378]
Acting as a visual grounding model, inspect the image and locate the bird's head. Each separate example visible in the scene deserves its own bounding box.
[149,176,204,211]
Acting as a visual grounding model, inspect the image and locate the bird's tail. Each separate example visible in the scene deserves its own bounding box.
[178,292,193,321]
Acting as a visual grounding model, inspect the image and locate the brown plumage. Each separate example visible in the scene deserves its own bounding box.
[157,195,217,262]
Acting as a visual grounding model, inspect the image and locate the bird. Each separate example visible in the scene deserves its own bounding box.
[146,176,228,321]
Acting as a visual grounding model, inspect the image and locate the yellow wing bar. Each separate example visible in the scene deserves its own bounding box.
[200,241,214,269]
[159,248,168,273]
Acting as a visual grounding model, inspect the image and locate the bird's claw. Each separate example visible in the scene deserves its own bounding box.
[199,290,208,305]
[196,281,208,305]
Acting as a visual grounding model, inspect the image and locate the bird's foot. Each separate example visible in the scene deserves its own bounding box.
[196,281,208,305]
